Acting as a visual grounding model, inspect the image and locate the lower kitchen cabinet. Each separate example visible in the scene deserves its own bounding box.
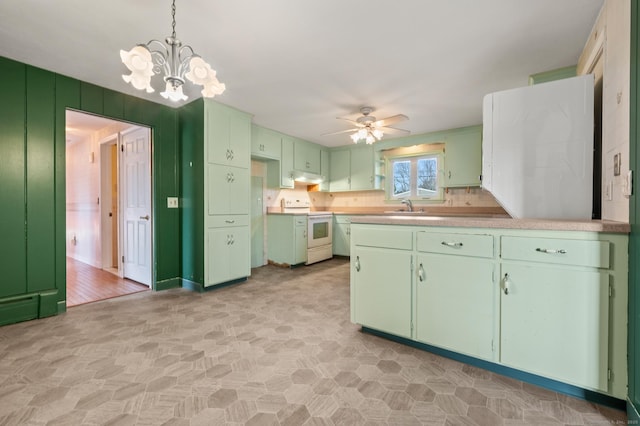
[267,214,307,266]
[349,223,628,400]
[333,215,351,256]
[351,246,413,338]
[500,263,609,391]
[500,235,612,391]
[206,224,250,286]
[415,231,495,360]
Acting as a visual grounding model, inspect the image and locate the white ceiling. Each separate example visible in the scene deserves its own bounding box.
[0,1,603,148]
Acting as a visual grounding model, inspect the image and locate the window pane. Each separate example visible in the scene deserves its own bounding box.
[393,160,411,196]
[417,157,437,194]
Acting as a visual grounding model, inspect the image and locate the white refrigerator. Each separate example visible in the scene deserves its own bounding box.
[482,74,594,220]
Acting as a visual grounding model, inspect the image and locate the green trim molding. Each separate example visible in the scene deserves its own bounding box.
[528,65,577,85]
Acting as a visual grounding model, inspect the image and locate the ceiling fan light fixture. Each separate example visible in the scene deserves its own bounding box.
[120,0,225,102]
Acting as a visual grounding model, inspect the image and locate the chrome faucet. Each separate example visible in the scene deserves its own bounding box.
[401,199,413,212]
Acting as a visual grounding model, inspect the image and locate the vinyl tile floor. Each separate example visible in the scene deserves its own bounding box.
[0,258,628,425]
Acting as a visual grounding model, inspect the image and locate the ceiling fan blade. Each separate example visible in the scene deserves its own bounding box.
[373,114,408,128]
[379,126,410,135]
[321,128,359,136]
[336,117,362,126]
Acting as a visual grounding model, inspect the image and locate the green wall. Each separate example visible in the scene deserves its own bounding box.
[630,0,640,421]
[0,56,181,325]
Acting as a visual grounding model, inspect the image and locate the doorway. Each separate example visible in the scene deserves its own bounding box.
[65,110,152,306]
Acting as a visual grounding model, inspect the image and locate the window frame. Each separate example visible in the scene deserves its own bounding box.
[386,151,444,201]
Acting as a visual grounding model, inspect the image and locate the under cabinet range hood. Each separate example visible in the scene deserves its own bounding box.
[482,74,594,220]
[291,170,325,184]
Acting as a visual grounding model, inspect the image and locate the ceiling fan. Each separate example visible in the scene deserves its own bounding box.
[323,106,410,144]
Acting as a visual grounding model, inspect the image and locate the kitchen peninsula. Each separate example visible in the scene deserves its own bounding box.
[349,214,629,406]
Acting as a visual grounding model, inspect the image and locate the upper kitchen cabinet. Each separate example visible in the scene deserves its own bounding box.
[443,126,482,188]
[330,145,376,191]
[207,100,251,169]
[294,139,321,174]
[251,124,281,160]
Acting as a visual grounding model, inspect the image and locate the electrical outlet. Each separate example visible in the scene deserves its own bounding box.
[605,181,613,201]
[167,197,179,208]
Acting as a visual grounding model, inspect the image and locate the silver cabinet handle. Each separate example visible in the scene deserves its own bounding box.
[536,248,567,254]
[503,273,511,295]
[225,220,235,224]
[418,263,425,282]
[441,241,463,248]
[355,256,360,272]
[139,215,150,220]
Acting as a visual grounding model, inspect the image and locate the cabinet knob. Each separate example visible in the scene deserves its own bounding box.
[355,256,361,272]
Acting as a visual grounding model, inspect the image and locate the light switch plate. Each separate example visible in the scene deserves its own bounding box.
[167,197,179,208]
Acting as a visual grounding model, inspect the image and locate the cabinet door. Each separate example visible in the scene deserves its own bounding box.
[444,130,482,187]
[319,149,330,191]
[500,263,609,391]
[228,112,250,169]
[330,150,351,191]
[251,125,281,160]
[332,217,351,256]
[206,226,249,286]
[350,146,374,190]
[294,140,321,173]
[280,137,295,188]
[294,222,307,264]
[352,247,412,338]
[415,254,494,360]
[207,165,249,215]
[206,101,250,169]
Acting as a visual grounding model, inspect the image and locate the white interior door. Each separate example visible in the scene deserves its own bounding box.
[121,127,152,286]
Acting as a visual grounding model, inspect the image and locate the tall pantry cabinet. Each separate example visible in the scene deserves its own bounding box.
[181,99,252,290]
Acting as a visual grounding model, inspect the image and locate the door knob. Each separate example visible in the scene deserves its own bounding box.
[139,215,150,220]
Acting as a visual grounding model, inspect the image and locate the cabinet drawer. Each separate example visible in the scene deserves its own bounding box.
[294,217,307,227]
[208,215,249,228]
[501,236,610,268]
[417,231,494,258]
[335,215,352,224]
[351,226,412,250]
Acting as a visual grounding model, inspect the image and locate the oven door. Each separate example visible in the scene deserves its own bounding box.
[307,215,332,248]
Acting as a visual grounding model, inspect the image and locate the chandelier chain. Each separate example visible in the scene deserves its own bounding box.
[171,0,177,39]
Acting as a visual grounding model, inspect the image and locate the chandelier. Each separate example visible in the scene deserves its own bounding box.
[350,127,384,145]
[120,0,225,102]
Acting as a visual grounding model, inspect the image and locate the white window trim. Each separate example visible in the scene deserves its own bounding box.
[386,152,444,201]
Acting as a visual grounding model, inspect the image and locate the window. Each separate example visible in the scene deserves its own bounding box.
[388,153,442,200]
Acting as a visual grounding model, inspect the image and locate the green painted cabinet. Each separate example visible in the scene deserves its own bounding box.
[267,214,307,266]
[351,246,413,338]
[294,139,321,174]
[333,215,351,256]
[251,124,281,160]
[207,224,250,286]
[443,128,482,187]
[351,225,413,338]
[319,149,330,192]
[207,165,249,215]
[414,231,495,360]
[500,235,611,391]
[349,222,629,399]
[207,100,251,169]
[191,99,252,288]
[329,146,375,191]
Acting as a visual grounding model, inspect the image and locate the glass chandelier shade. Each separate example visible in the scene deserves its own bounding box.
[120,0,225,102]
[350,127,384,144]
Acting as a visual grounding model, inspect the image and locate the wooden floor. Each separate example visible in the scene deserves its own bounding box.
[66,257,149,307]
